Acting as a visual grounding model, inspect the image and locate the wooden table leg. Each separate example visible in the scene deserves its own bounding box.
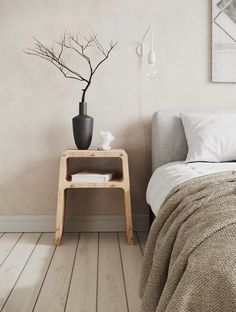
[120,151,133,245]
[123,188,134,245]
[55,188,65,246]
[55,154,68,246]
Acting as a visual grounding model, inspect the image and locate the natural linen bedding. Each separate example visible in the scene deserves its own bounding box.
[140,171,236,312]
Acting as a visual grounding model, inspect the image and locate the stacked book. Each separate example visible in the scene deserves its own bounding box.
[71,171,115,183]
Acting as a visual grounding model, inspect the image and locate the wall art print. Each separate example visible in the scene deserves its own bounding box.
[212,0,236,82]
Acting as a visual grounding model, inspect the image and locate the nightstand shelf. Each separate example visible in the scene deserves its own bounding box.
[55,149,134,246]
[65,178,124,189]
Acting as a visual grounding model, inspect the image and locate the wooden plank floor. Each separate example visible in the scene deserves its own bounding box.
[0,232,148,312]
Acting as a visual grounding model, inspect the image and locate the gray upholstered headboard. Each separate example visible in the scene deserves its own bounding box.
[152,110,187,171]
[152,109,236,171]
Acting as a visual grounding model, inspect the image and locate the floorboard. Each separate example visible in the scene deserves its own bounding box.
[33,233,78,312]
[0,233,41,310]
[0,232,148,312]
[137,232,149,255]
[0,233,22,266]
[97,233,128,312]
[118,232,143,312]
[65,233,98,312]
[2,233,55,312]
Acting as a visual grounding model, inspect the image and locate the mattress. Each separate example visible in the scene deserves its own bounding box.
[147,161,236,216]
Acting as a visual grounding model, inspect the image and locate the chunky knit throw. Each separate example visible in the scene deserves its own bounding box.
[140,172,236,312]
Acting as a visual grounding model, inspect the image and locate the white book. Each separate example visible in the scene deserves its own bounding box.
[71,171,115,183]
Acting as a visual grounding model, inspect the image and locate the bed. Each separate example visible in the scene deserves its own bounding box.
[140,110,236,312]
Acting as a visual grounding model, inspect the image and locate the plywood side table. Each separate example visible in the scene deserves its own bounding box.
[55,149,134,246]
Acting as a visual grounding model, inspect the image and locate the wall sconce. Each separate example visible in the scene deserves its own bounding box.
[136,25,157,79]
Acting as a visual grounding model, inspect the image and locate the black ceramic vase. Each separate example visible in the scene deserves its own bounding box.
[72,102,93,150]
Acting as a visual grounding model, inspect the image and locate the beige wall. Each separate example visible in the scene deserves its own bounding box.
[1,0,236,216]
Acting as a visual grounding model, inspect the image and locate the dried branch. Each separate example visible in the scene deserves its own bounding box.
[24,31,117,102]
[92,41,117,74]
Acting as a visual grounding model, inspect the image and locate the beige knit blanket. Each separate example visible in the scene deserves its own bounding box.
[140,171,236,312]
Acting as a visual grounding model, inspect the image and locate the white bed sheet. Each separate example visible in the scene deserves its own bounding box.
[147,161,236,216]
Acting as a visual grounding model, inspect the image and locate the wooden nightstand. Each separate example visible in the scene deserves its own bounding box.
[55,149,134,246]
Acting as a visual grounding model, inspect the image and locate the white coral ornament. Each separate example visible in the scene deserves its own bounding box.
[98,131,114,151]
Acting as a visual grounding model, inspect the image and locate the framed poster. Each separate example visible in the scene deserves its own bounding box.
[212,0,236,82]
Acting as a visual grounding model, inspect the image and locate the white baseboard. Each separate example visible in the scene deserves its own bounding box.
[0,214,149,232]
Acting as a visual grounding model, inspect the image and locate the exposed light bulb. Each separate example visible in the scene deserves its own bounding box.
[146,51,157,79]
[136,25,157,79]
[148,51,156,64]
[146,63,157,79]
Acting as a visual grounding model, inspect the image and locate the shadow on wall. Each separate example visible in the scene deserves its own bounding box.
[0,125,66,215]
[0,119,151,216]
[117,119,152,214]
[0,156,59,215]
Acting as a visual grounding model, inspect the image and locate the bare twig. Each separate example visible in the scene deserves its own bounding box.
[25,31,117,102]
[92,41,117,74]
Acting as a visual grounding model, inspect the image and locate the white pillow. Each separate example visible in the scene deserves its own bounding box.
[181,113,236,162]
